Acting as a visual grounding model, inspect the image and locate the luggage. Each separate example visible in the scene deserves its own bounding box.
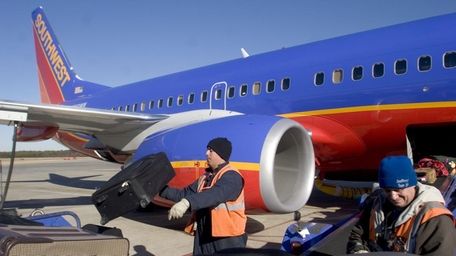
[92,152,175,225]
[82,224,124,238]
[0,224,129,256]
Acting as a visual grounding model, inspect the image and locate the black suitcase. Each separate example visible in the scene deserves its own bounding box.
[92,152,175,225]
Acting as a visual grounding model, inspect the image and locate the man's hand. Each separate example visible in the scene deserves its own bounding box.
[168,198,190,220]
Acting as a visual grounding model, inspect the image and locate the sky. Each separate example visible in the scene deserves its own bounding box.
[1,0,456,151]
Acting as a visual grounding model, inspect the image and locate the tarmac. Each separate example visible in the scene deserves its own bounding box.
[0,157,359,255]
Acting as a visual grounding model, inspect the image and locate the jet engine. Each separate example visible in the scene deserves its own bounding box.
[133,115,315,213]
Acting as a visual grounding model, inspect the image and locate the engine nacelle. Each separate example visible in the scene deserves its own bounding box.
[133,115,315,213]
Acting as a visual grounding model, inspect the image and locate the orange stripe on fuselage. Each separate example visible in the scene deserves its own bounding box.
[280,101,456,118]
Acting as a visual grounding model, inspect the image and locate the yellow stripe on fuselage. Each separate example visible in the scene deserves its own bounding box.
[279,101,456,118]
[171,161,260,171]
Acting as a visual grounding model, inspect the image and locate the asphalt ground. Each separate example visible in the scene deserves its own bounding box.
[0,157,359,255]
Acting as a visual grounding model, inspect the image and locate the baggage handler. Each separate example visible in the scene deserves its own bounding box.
[346,155,456,255]
[160,137,247,255]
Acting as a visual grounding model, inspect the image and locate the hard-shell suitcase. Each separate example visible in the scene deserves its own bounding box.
[92,152,175,224]
[0,224,129,256]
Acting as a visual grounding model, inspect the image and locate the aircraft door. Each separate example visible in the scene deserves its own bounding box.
[209,81,228,111]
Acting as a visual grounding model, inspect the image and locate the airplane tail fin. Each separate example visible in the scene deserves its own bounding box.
[32,7,109,104]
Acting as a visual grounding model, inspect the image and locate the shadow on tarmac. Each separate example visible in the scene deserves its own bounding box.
[11,173,104,190]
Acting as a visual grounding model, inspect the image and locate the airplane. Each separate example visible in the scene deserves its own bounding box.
[1,6,456,214]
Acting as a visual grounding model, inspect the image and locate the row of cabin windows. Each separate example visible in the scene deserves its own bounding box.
[112,78,290,112]
[314,51,456,86]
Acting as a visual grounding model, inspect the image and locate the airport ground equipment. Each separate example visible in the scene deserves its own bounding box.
[0,224,129,256]
[92,152,175,225]
[26,210,81,229]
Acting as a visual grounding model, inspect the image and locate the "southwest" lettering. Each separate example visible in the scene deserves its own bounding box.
[34,13,71,87]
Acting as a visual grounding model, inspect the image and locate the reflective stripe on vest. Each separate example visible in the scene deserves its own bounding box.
[214,201,245,211]
[185,164,246,237]
[207,165,246,237]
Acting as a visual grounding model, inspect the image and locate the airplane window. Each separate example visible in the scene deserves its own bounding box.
[227,86,235,98]
[188,93,195,104]
[201,90,208,102]
[125,105,130,112]
[140,102,146,111]
[167,97,173,107]
[177,95,184,106]
[149,100,154,109]
[418,55,431,71]
[395,59,407,75]
[266,80,275,93]
[444,52,456,68]
[252,82,261,95]
[282,78,290,90]
[215,89,222,100]
[352,66,363,81]
[315,72,324,86]
[157,99,163,108]
[332,69,343,84]
[132,103,138,112]
[240,84,248,96]
[373,63,384,78]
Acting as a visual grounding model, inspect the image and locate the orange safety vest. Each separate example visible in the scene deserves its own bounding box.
[184,164,246,237]
[369,200,454,252]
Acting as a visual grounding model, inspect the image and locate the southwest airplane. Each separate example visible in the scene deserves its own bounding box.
[1,7,456,213]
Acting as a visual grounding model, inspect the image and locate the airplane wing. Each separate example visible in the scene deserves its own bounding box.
[0,99,167,137]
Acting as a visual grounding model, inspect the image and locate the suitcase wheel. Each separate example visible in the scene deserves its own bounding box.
[140,199,149,208]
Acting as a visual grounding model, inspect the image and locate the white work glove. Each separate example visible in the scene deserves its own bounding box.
[168,198,190,220]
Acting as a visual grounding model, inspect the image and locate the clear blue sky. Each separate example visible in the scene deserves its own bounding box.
[1,0,456,151]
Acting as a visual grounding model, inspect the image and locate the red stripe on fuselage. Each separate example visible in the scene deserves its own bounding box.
[292,106,456,175]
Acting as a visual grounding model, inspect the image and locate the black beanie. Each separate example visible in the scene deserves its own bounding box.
[207,137,232,161]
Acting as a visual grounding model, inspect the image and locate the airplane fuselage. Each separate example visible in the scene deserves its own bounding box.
[61,13,456,176]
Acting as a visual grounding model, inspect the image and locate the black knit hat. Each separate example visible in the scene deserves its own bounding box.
[207,137,232,161]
